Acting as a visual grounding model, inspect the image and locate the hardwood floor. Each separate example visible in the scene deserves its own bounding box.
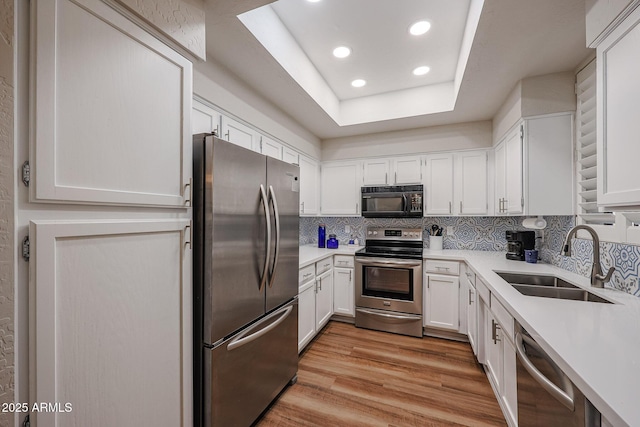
[256,322,506,427]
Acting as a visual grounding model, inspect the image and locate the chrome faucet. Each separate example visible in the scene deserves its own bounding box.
[561,225,614,288]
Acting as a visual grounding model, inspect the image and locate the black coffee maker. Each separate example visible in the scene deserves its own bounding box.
[505,230,536,260]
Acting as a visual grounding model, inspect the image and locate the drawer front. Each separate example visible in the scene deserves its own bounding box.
[490,294,514,342]
[424,259,460,275]
[299,264,315,285]
[315,257,333,275]
[334,255,354,268]
[476,277,491,303]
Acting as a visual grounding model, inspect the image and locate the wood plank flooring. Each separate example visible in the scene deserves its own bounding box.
[256,322,506,427]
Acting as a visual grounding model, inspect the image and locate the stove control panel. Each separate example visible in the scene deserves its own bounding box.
[365,227,423,241]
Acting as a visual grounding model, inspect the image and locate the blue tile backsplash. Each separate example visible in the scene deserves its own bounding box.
[300,215,640,297]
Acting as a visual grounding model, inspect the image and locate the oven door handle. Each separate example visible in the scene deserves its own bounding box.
[356,308,422,321]
[356,258,422,267]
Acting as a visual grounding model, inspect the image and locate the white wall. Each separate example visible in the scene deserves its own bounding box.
[585,0,635,46]
[493,72,576,142]
[321,121,493,161]
[113,0,206,59]
[0,1,15,424]
[193,58,322,159]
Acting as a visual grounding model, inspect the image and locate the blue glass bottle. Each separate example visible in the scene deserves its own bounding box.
[318,223,326,248]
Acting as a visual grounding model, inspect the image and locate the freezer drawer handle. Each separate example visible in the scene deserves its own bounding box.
[515,331,575,411]
[259,185,272,292]
[227,305,294,352]
[267,185,281,288]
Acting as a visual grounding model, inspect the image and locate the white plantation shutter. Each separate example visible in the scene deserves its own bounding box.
[576,60,616,227]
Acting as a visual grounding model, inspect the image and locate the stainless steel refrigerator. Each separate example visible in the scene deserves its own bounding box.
[192,134,299,427]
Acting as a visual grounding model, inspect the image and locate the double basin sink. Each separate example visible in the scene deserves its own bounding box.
[495,272,612,304]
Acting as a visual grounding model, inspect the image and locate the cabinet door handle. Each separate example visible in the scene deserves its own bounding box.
[492,319,501,344]
[468,289,472,305]
[349,270,352,281]
[449,201,452,214]
[460,201,463,214]
[395,171,398,184]
[385,172,388,184]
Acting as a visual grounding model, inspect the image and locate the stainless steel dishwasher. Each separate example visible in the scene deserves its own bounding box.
[515,323,601,427]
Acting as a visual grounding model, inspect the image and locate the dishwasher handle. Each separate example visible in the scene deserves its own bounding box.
[515,332,575,411]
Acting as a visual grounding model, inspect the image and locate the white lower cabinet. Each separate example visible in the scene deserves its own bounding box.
[423,259,460,331]
[424,274,459,330]
[483,290,517,426]
[315,269,334,329]
[463,266,478,355]
[298,280,316,352]
[333,255,355,317]
[298,257,335,353]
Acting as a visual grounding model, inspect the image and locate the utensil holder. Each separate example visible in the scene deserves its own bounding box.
[430,236,443,251]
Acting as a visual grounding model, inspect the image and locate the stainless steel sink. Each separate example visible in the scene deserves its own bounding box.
[495,272,613,304]
[495,272,579,289]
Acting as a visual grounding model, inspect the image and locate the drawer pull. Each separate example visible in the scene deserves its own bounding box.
[435,266,450,271]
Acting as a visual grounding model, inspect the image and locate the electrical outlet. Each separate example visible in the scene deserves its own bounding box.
[345,225,351,233]
[446,226,454,235]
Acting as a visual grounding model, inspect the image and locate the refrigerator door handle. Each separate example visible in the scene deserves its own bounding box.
[259,184,272,292]
[227,304,294,351]
[268,185,281,288]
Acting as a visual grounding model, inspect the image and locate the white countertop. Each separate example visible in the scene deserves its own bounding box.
[423,249,640,427]
[299,244,364,268]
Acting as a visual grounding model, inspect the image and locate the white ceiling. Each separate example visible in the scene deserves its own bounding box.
[203,0,591,140]
[269,0,470,100]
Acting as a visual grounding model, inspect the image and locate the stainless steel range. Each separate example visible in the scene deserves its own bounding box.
[355,227,423,338]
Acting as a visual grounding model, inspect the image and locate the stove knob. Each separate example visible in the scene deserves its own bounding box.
[373,231,378,236]
[368,231,373,235]
[403,232,408,236]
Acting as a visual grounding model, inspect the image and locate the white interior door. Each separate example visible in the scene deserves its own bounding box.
[29,219,192,427]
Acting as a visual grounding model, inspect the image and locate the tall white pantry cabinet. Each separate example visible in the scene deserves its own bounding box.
[24,0,193,425]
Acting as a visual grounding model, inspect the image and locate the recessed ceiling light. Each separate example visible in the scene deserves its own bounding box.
[333,46,351,59]
[413,66,431,76]
[409,21,431,36]
[307,0,321,2]
[351,79,366,88]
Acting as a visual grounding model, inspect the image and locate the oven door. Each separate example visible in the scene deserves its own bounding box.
[355,257,423,314]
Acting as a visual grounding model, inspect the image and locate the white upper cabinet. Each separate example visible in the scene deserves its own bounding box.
[393,156,423,184]
[597,6,640,209]
[362,156,421,186]
[220,115,260,152]
[494,142,507,214]
[192,100,221,136]
[494,115,573,216]
[299,155,319,216]
[504,126,524,215]
[425,151,488,216]
[32,0,192,207]
[320,161,362,216]
[456,151,488,215]
[282,147,300,165]
[362,159,390,186]
[425,154,455,215]
[259,135,283,160]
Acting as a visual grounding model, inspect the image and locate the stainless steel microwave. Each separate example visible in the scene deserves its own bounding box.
[361,185,423,218]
